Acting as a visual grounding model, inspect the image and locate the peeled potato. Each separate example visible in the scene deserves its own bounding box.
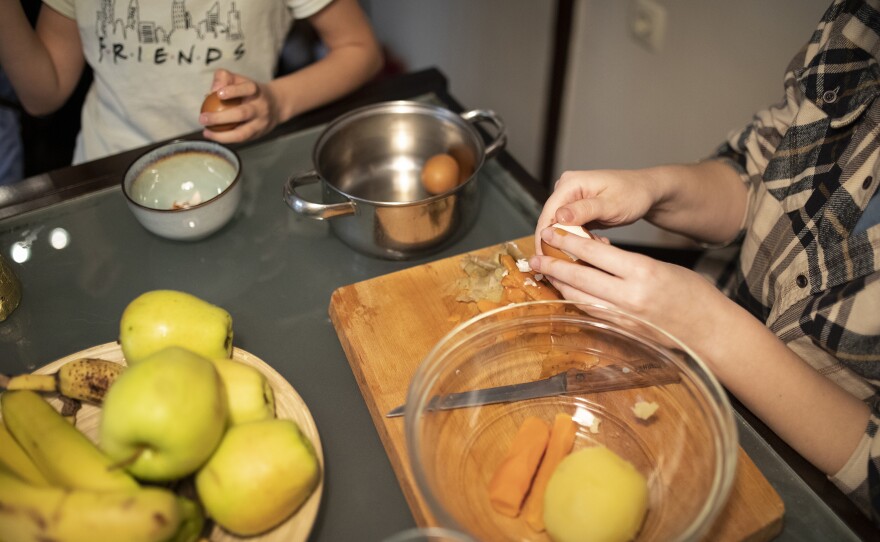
[544,447,649,542]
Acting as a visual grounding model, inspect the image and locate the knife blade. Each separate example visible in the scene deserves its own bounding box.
[385,360,681,418]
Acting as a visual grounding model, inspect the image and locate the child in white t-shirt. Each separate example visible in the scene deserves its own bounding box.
[0,0,383,163]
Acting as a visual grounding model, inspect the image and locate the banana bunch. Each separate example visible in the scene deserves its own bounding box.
[0,390,202,542]
[0,357,124,404]
[0,465,182,542]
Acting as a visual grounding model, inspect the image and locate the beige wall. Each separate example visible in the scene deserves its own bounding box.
[366,0,555,180]
[558,0,830,246]
[367,0,832,246]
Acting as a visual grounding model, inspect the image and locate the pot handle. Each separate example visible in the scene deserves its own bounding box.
[283,170,355,220]
[460,109,507,159]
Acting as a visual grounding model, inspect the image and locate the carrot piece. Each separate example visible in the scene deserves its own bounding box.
[505,286,528,303]
[476,299,504,313]
[499,255,560,301]
[522,413,578,531]
[488,416,551,517]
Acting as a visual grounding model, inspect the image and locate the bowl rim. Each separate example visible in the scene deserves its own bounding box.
[404,300,739,541]
[121,139,242,214]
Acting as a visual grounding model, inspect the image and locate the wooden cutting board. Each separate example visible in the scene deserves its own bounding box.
[329,236,784,541]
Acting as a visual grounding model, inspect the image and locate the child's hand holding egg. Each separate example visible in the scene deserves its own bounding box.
[201,91,243,132]
[421,153,460,195]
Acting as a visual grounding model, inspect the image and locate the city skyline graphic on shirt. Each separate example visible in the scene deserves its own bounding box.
[95,0,246,66]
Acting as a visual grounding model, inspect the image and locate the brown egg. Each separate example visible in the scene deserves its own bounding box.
[540,224,597,265]
[421,153,460,195]
[200,92,243,132]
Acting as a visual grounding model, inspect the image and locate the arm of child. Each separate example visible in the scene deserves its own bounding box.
[202,0,383,142]
[0,1,85,116]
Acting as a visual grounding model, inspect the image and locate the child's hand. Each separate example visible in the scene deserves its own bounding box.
[200,69,280,142]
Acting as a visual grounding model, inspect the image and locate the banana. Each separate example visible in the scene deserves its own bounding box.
[0,421,49,486]
[1,357,124,404]
[0,464,182,542]
[0,390,138,491]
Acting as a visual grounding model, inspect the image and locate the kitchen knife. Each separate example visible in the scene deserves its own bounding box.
[385,361,681,418]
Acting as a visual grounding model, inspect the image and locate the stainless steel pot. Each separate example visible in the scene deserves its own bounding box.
[283,101,506,260]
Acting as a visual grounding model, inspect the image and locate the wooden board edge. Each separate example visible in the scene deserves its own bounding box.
[327,289,433,527]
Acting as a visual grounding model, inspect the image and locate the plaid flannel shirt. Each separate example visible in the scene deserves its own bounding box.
[713,0,880,523]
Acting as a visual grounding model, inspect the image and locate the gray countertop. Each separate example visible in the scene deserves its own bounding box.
[0,80,870,541]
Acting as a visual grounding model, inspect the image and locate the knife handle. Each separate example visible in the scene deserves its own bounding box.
[563,362,680,394]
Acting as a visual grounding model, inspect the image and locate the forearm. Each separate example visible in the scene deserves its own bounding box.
[268,41,382,123]
[0,2,83,115]
[695,297,869,475]
[642,159,748,245]
[267,0,382,123]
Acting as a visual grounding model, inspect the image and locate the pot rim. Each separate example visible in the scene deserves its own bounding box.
[311,100,488,206]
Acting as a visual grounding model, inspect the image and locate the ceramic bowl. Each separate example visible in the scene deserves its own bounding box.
[122,140,242,241]
[405,301,738,541]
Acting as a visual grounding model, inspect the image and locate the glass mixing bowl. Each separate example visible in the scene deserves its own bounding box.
[404,301,738,541]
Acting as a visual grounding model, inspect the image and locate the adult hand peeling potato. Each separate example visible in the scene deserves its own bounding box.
[530,163,746,353]
[528,223,734,356]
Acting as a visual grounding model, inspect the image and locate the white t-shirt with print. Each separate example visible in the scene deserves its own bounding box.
[43,0,333,163]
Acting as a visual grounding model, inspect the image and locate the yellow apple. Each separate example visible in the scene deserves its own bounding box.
[195,419,320,536]
[119,290,233,364]
[210,357,276,425]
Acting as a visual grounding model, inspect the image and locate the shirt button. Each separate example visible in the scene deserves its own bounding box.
[822,89,838,103]
[796,274,808,288]
[863,176,873,189]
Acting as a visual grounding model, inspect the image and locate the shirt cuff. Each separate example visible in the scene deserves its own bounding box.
[829,412,880,519]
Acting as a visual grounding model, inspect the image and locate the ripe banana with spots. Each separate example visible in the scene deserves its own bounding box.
[0,357,124,403]
[0,463,182,542]
[0,390,138,491]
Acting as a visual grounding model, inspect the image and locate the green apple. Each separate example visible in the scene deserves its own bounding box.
[119,290,233,364]
[168,496,205,542]
[100,346,228,481]
[210,357,276,425]
[195,419,320,536]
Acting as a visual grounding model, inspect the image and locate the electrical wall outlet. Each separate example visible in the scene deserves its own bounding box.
[629,0,667,52]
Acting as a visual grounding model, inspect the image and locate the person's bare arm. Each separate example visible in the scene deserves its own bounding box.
[269,0,383,122]
[638,160,748,244]
[0,2,85,115]
[530,232,870,475]
[201,0,383,142]
[539,160,749,249]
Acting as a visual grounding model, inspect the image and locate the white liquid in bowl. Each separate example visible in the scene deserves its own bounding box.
[130,151,237,210]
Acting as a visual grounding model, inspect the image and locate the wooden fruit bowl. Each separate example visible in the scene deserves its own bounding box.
[21,342,324,542]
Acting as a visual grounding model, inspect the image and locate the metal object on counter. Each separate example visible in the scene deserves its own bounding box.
[283,101,506,260]
[0,253,21,321]
[386,363,681,418]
